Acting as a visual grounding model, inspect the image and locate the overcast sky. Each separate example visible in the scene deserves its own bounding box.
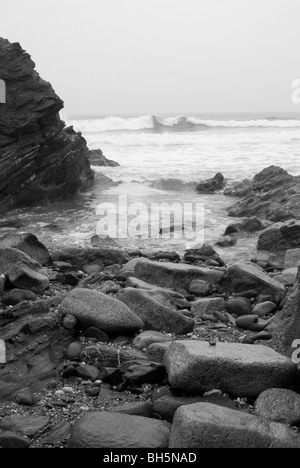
[1,0,300,115]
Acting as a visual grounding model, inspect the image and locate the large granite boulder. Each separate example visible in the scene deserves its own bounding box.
[0,38,94,211]
[257,220,300,252]
[0,247,49,292]
[0,232,50,265]
[68,411,170,448]
[221,261,286,303]
[117,288,194,335]
[134,258,224,291]
[164,340,297,398]
[60,288,144,335]
[254,388,300,426]
[169,403,300,448]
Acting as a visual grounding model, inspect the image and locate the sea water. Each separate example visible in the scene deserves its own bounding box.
[4,112,300,263]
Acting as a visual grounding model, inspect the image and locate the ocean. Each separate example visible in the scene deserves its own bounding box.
[5,112,300,263]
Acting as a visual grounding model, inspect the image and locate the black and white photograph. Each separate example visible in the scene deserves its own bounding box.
[1,0,300,452]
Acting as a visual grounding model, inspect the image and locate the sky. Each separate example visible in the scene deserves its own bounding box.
[1,0,300,115]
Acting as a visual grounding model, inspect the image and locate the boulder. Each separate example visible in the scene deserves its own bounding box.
[225,297,252,316]
[123,360,166,385]
[2,289,36,307]
[0,247,49,292]
[117,288,194,335]
[146,342,174,363]
[183,244,225,266]
[60,288,144,335]
[257,220,300,252]
[227,166,300,222]
[68,411,170,448]
[221,261,286,303]
[153,394,239,423]
[134,258,224,291]
[0,38,94,212]
[0,431,31,448]
[51,245,129,269]
[133,331,173,351]
[169,403,300,448]
[224,179,253,197]
[273,268,298,286]
[196,173,224,193]
[224,217,265,235]
[0,415,49,438]
[0,232,50,265]
[191,297,226,317]
[284,248,300,269]
[164,340,297,398]
[252,301,277,317]
[269,278,300,356]
[254,388,300,426]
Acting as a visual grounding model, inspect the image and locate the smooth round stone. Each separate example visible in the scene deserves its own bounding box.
[225,297,252,316]
[236,315,268,332]
[66,342,83,360]
[76,365,99,381]
[255,388,300,425]
[252,301,277,317]
[15,388,35,406]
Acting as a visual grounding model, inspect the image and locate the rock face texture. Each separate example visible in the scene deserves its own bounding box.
[0,38,94,211]
[227,166,300,222]
[89,149,120,167]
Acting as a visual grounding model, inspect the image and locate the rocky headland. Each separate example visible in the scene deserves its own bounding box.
[0,37,96,213]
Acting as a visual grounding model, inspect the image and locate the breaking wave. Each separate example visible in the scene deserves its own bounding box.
[69,114,300,134]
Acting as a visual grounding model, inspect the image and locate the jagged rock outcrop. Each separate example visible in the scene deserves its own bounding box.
[227,166,300,222]
[0,38,94,211]
[89,149,120,167]
[196,173,224,194]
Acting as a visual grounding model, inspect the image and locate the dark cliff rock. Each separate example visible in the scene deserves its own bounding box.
[89,149,120,167]
[227,166,300,222]
[0,38,94,212]
[196,173,224,194]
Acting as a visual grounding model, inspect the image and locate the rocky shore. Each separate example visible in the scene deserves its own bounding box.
[0,218,300,448]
